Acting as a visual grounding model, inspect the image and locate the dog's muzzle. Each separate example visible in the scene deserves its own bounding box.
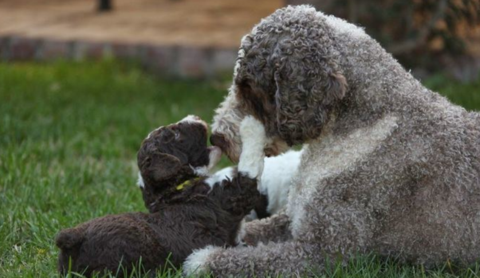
[210,134,229,154]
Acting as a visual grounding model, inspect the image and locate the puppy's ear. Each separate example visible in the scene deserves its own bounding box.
[273,38,347,145]
[56,228,85,249]
[141,152,182,182]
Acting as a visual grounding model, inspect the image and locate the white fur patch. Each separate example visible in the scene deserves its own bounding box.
[205,167,235,188]
[238,116,267,179]
[288,115,399,236]
[191,165,209,177]
[179,115,208,130]
[235,219,247,245]
[260,150,302,215]
[207,146,222,170]
[211,86,245,162]
[137,172,145,188]
[205,150,301,219]
[183,245,220,276]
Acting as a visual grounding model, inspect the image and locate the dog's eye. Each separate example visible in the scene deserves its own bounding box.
[174,130,181,140]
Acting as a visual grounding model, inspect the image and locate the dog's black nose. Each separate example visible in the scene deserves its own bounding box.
[210,134,228,153]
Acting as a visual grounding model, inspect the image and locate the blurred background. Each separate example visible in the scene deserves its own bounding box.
[290,0,480,81]
[0,1,479,277]
[0,0,479,80]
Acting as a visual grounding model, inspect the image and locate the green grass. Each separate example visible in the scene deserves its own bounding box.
[423,75,480,111]
[0,60,479,278]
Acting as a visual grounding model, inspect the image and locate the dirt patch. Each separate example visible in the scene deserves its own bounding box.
[0,0,283,48]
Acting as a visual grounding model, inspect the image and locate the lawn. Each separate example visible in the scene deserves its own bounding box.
[0,60,479,278]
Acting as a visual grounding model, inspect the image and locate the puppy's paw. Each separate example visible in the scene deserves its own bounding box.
[240,116,267,145]
[183,245,220,276]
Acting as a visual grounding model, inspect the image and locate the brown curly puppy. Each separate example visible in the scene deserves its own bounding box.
[55,115,266,277]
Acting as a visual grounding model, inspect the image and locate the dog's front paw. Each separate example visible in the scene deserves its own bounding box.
[183,245,220,276]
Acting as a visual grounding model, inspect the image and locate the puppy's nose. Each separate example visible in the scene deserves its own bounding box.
[210,134,228,152]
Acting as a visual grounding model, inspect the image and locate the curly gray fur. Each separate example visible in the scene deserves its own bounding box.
[185,5,480,277]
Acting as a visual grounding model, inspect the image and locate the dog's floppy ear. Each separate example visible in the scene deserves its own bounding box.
[273,38,347,146]
[56,227,85,250]
[141,152,183,182]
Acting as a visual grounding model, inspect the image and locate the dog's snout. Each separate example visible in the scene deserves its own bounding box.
[210,134,228,152]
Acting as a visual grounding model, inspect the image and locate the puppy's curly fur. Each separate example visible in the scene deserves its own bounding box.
[187,5,480,277]
[55,116,265,277]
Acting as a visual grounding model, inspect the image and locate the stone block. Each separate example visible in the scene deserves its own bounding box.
[177,46,209,78]
[10,36,38,61]
[39,39,71,60]
[111,43,139,60]
[0,36,10,60]
[85,42,108,60]
[140,44,177,75]
[211,48,237,74]
[71,41,108,60]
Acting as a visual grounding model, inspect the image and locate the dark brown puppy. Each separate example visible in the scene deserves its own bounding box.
[56,115,261,277]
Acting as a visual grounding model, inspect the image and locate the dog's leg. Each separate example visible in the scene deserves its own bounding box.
[237,115,266,179]
[183,240,319,277]
[235,116,294,245]
[239,211,292,246]
[206,116,268,219]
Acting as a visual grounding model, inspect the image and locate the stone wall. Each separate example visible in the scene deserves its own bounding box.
[0,35,238,79]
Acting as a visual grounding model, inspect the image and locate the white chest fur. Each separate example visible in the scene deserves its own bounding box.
[287,115,399,238]
[205,150,302,217]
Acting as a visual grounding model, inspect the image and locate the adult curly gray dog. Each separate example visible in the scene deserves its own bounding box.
[184,5,480,277]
